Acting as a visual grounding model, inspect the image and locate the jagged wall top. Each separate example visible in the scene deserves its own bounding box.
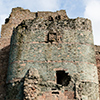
[1,7,68,38]
[0,7,92,50]
[0,7,68,50]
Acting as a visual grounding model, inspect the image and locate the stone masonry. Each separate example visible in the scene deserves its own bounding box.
[0,7,68,100]
[0,7,100,100]
[95,45,100,97]
[6,9,99,100]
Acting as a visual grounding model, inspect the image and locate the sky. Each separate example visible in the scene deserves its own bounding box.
[0,0,100,45]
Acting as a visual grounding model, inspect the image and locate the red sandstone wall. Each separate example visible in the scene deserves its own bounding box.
[95,45,100,97]
[36,91,75,100]
[0,7,99,100]
[0,7,68,50]
[0,7,35,99]
[0,7,36,50]
[0,7,68,100]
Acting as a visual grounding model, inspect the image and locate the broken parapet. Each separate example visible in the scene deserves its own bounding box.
[0,7,68,50]
[1,7,68,38]
[6,11,99,100]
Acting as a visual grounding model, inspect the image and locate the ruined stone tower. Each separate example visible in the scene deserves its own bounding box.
[0,7,99,100]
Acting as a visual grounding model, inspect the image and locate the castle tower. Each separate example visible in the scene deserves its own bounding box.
[5,9,99,100]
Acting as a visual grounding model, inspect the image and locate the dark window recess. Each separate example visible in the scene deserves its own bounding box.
[56,71,71,86]
[48,16,54,21]
[96,51,100,55]
[52,88,56,90]
[47,32,57,43]
[36,12,38,17]
[82,22,85,25]
[52,92,59,94]
[55,15,61,20]
[5,18,9,24]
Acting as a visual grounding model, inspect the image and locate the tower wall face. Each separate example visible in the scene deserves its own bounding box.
[0,8,68,100]
[6,17,99,100]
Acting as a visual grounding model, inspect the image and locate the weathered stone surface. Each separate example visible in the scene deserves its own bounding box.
[23,68,41,100]
[0,7,68,100]
[95,45,100,97]
[6,15,99,100]
[0,7,99,100]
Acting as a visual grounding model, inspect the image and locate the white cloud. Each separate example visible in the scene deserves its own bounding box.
[38,0,60,11]
[84,0,100,45]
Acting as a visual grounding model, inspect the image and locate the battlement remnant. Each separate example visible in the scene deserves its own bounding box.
[0,7,68,50]
[1,7,68,38]
[0,7,99,100]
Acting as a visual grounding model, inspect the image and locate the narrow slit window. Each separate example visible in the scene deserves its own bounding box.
[36,12,38,17]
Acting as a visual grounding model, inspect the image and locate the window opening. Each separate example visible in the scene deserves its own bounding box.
[55,15,61,20]
[48,16,53,21]
[56,70,71,86]
[52,92,59,94]
[47,32,57,43]
[36,12,38,17]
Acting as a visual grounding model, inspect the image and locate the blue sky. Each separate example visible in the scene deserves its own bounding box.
[0,0,100,45]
